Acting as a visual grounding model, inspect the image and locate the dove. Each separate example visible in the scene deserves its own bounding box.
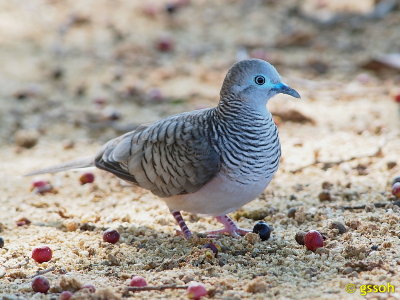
[27,59,300,239]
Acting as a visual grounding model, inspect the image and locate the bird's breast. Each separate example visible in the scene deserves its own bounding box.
[215,121,281,185]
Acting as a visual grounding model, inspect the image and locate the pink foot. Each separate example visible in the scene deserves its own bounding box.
[171,210,192,239]
[204,215,251,238]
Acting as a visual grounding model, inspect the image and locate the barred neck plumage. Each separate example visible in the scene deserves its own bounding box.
[209,95,281,184]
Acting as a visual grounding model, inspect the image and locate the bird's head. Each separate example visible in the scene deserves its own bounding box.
[220,59,300,107]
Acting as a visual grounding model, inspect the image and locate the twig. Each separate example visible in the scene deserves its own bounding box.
[290,146,383,174]
[7,257,29,270]
[342,200,400,210]
[31,266,56,278]
[126,284,188,293]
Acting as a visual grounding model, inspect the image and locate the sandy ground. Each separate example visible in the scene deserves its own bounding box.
[1,0,400,299]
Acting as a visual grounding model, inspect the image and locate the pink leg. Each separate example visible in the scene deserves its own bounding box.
[170,210,192,239]
[205,215,251,238]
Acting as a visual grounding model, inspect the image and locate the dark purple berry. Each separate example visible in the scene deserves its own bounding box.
[32,276,50,293]
[103,229,120,244]
[81,284,96,293]
[252,221,271,241]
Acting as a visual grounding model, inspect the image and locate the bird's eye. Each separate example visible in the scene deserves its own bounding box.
[254,75,265,85]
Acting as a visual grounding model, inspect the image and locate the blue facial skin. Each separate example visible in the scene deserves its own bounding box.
[253,75,301,99]
[272,82,301,98]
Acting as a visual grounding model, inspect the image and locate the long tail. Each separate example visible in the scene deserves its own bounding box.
[25,156,95,176]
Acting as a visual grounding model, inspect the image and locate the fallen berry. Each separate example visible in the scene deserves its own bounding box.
[394,94,400,103]
[81,284,96,293]
[16,217,31,226]
[103,229,120,244]
[79,172,95,185]
[165,2,178,14]
[147,88,165,103]
[304,230,324,252]
[59,291,73,300]
[141,4,159,18]
[0,237,4,248]
[129,275,147,287]
[392,182,400,198]
[392,176,400,185]
[32,276,50,293]
[252,221,271,241]
[156,37,174,52]
[203,242,219,256]
[93,97,107,107]
[32,246,52,263]
[31,180,53,194]
[187,282,207,300]
[295,231,306,245]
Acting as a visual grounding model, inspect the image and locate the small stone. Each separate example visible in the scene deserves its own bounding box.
[32,276,50,293]
[382,241,392,248]
[287,207,296,218]
[387,161,397,170]
[342,267,353,275]
[318,190,332,202]
[330,221,347,234]
[295,231,306,245]
[14,130,39,148]
[0,237,4,248]
[371,245,378,251]
[187,282,207,300]
[52,67,64,80]
[321,181,333,190]
[245,277,267,293]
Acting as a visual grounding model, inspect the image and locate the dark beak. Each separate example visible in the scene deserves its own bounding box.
[273,82,301,99]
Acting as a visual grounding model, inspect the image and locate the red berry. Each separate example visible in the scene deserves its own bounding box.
[394,94,400,103]
[79,172,95,185]
[16,217,31,226]
[93,97,107,107]
[32,246,52,263]
[31,180,53,194]
[59,291,73,300]
[304,230,324,252]
[103,229,120,244]
[156,37,174,52]
[187,282,207,300]
[81,284,96,293]
[32,276,50,293]
[129,276,147,287]
[392,182,400,198]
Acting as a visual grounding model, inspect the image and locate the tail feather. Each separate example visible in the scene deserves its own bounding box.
[25,156,95,176]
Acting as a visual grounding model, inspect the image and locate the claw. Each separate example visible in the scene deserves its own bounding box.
[203,215,251,238]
